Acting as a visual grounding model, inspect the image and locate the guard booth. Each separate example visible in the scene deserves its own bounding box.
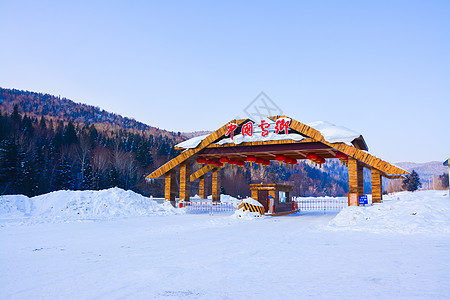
[250,184,294,215]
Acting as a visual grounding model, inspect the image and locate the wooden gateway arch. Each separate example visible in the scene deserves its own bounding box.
[146,116,409,206]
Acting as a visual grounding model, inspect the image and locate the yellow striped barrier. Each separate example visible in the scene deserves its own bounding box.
[238,202,265,215]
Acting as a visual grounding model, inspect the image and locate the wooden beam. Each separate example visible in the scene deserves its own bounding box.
[371,169,382,203]
[164,171,176,202]
[146,119,248,179]
[271,115,409,176]
[383,174,407,179]
[201,142,330,156]
[206,138,315,148]
[179,161,191,201]
[190,164,215,181]
[212,168,220,202]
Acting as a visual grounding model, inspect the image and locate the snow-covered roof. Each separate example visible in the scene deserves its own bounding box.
[175,134,209,149]
[306,121,360,144]
[175,118,361,149]
[216,132,305,145]
[148,115,408,179]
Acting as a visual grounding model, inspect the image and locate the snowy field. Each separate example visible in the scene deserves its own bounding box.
[1,189,449,299]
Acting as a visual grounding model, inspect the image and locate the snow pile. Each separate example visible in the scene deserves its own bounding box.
[232,208,263,219]
[242,197,263,207]
[328,190,450,234]
[219,194,241,205]
[189,194,241,205]
[0,187,177,224]
[232,197,264,219]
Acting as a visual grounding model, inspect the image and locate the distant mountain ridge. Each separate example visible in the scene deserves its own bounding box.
[395,161,448,182]
[0,88,180,139]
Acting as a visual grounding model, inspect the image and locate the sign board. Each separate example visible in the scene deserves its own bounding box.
[348,193,358,206]
[359,195,368,205]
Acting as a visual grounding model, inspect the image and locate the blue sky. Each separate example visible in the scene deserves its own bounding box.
[1,0,449,163]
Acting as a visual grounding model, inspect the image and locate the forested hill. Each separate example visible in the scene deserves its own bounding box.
[0,88,180,138]
[0,87,353,198]
[0,88,184,197]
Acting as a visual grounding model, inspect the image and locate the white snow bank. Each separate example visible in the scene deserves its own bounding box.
[242,197,263,207]
[328,190,450,234]
[190,194,241,205]
[232,208,264,219]
[230,198,264,219]
[220,194,242,205]
[0,187,177,224]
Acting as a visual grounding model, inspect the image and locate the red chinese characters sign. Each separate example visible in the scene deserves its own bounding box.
[226,118,291,140]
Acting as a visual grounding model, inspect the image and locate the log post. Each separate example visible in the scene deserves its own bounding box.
[199,175,205,199]
[357,163,364,195]
[179,161,191,202]
[164,171,176,204]
[212,167,220,202]
[348,157,360,206]
[371,169,383,203]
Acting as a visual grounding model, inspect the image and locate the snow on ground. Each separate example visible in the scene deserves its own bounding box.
[1,189,449,299]
[0,187,177,225]
[328,190,450,234]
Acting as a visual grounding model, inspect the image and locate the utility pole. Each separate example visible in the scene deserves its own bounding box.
[444,159,450,196]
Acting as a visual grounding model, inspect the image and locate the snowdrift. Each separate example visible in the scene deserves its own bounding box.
[232,197,265,219]
[328,190,450,234]
[0,187,177,224]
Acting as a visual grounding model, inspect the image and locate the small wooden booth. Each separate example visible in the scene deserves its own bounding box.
[250,184,295,215]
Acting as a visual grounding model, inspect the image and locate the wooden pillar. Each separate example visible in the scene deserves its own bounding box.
[212,167,220,202]
[371,169,383,203]
[348,157,360,206]
[251,188,258,201]
[357,163,364,195]
[164,171,176,202]
[179,161,191,202]
[199,175,205,199]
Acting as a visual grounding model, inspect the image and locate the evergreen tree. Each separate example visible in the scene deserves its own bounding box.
[0,138,18,194]
[63,121,78,145]
[81,159,93,190]
[136,142,153,168]
[53,157,74,190]
[20,115,35,137]
[35,146,49,194]
[107,167,119,188]
[439,173,449,189]
[17,152,38,196]
[39,116,46,129]
[402,170,421,191]
[11,104,21,123]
